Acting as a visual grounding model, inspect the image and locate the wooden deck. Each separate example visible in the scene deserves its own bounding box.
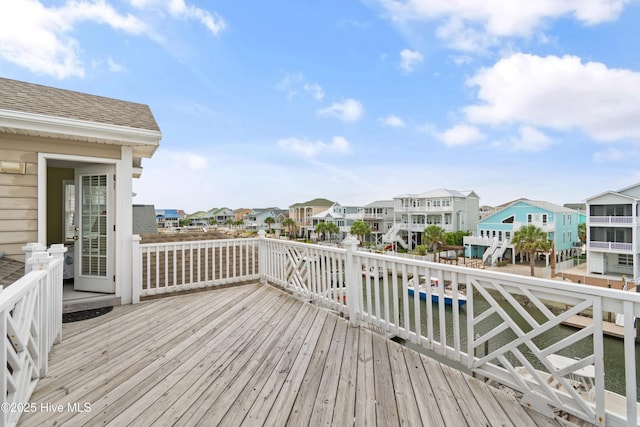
[21,283,567,426]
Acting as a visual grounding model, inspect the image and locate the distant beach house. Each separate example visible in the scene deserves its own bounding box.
[233,208,252,222]
[209,207,235,224]
[289,198,335,238]
[362,200,395,245]
[155,209,184,228]
[383,188,480,250]
[244,207,288,231]
[464,199,584,266]
[585,183,640,279]
[310,203,362,241]
[0,77,161,303]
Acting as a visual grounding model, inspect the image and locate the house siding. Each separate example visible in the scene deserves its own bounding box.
[0,134,121,261]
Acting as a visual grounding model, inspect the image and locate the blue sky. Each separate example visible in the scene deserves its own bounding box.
[2,1,640,213]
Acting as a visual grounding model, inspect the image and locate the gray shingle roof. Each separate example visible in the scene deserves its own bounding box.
[0,77,160,132]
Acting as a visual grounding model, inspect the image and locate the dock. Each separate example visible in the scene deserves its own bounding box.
[562,315,630,339]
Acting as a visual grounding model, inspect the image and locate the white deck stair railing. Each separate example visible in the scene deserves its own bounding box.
[482,237,500,264]
[1,245,65,427]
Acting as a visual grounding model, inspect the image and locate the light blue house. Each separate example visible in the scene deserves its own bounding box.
[464,199,585,266]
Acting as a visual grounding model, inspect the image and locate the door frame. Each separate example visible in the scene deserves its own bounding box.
[38,148,135,302]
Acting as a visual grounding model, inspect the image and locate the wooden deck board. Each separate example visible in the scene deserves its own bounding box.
[331,325,359,426]
[308,318,347,426]
[387,340,422,426]
[21,283,566,427]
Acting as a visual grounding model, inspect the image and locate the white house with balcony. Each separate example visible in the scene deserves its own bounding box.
[586,183,640,280]
[310,203,363,241]
[384,189,479,250]
[361,200,394,245]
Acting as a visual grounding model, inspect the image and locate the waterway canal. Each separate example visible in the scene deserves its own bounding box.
[360,276,639,399]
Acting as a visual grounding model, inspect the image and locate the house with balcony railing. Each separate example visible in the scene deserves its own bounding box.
[310,203,363,241]
[289,198,335,238]
[362,200,395,245]
[464,199,584,266]
[384,188,480,250]
[586,184,640,280]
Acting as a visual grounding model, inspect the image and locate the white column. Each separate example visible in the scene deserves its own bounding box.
[257,230,267,284]
[117,146,134,304]
[343,236,360,327]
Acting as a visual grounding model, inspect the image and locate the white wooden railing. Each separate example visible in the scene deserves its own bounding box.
[590,216,634,225]
[131,232,640,426]
[132,236,260,301]
[1,246,65,427]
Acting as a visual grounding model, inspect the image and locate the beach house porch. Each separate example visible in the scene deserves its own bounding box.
[3,233,640,426]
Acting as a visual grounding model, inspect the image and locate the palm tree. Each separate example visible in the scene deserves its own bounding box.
[225,218,234,229]
[281,218,298,239]
[577,222,586,244]
[325,222,339,243]
[315,222,327,241]
[423,225,446,262]
[350,220,371,244]
[264,216,275,232]
[209,218,218,228]
[512,224,552,277]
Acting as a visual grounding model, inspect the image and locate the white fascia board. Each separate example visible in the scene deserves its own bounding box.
[0,109,162,157]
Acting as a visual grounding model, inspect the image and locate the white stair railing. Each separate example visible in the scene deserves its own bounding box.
[482,238,499,264]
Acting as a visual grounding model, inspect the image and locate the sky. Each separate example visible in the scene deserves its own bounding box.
[2,0,640,213]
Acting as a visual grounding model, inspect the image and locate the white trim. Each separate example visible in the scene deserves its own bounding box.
[38,152,120,242]
[38,153,124,297]
[0,108,161,157]
[117,146,134,304]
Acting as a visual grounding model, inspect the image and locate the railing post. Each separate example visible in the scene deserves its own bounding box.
[27,251,53,378]
[47,244,67,345]
[22,242,47,273]
[132,235,142,304]
[257,230,267,284]
[343,235,360,327]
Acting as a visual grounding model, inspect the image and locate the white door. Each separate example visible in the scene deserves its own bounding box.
[73,165,115,293]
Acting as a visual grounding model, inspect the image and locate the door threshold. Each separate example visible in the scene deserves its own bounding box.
[63,282,120,313]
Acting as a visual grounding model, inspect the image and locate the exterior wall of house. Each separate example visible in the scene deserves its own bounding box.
[586,190,639,278]
[0,134,120,261]
[466,200,582,264]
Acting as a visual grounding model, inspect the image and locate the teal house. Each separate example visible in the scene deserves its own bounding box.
[464,199,585,266]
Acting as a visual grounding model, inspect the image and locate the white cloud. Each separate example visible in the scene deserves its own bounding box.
[303,82,325,101]
[277,73,324,102]
[380,0,631,51]
[0,0,224,79]
[593,147,632,162]
[399,48,423,72]
[450,54,473,66]
[380,114,406,128]
[277,136,351,158]
[463,53,640,143]
[318,99,364,122]
[107,57,124,72]
[436,124,485,146]
[171,151,209,169]
[509,126,552,151]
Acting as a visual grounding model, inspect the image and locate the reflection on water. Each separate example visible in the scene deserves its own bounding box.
[361,275,639,399]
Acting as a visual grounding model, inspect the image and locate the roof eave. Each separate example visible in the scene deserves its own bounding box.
[0,108,162,158]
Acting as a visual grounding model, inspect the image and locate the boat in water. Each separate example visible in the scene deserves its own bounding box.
[407,276,467,307]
